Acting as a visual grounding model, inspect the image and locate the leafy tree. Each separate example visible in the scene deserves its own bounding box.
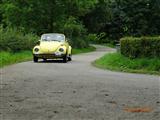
[83,0,112,33]
[1,0,97,33]
[0,0,3,24]
[63,16,88,48]
[83,0,160,42]
[1,0,160,47]
[1,0,66,34]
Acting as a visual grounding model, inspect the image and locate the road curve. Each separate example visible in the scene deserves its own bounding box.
[0,45,160,120]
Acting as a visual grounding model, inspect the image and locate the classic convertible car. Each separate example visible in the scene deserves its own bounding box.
[33,33,72,63]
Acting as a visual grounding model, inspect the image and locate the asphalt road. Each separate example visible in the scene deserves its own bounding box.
[0,45,160,120]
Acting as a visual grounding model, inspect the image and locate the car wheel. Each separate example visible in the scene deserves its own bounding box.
[68,55,72,61]
[43,58,47,61]
[33,56,38,62]
[63,55,67,63]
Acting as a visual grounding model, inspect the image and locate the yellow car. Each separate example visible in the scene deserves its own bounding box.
[33,33,72,63]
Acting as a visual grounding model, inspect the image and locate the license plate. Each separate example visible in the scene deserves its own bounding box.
[55,52,61,56]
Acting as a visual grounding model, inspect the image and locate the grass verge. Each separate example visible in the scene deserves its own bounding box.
[0,51,32,68]
[93,53,160,75]
[103,43,115,48]
[0,46,96,68]
[72,46,96,54]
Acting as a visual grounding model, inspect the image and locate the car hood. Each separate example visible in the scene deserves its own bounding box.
[40,41,63,53]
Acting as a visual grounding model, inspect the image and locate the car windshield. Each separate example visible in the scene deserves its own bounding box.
[41,34,65,42]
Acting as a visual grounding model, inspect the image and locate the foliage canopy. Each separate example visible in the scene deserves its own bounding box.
[0,0,160,49]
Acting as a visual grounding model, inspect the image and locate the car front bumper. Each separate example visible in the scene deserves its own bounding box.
[33,53,65,59]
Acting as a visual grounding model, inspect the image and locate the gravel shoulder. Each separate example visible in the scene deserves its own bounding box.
[0,45,160,120]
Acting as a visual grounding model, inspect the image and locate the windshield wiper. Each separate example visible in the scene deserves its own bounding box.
[52,40,61,42]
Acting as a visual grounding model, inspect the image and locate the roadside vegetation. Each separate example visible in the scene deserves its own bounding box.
[94,36,160,75]
[0,27,39,52]
[120,37,160,58]
[72,46,96,55]
[0,51,32,68]
[94,53,160,75]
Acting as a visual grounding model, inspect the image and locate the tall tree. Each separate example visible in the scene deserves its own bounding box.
[1,0,97,34]
[83,0,112,33]
[83,0,160,41]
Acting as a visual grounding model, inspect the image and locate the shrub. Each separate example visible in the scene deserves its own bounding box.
[86,34,98,43]
[86,33,114,44]
[120,36,160,58]
[96,32,107,43]
[63,16,88,48]
[0,27,39,52]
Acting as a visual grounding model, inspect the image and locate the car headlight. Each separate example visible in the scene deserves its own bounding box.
[34,48,39,52]
[59,48,64,52]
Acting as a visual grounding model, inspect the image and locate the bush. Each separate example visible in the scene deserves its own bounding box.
[63,16,88,48]
[120,36,160,58]
[0,27,39,52]
[86,34,98,43]
[86,33,114,44]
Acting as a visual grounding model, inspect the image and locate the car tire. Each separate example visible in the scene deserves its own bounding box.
[68,55,72,61]
[33,56,38,62]
[43,58,47,61]
[63,55,67,63]
[68,50,72,61]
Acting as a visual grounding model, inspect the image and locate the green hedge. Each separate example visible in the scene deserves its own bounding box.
[0,27,39,52]
[120,36,160,58]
